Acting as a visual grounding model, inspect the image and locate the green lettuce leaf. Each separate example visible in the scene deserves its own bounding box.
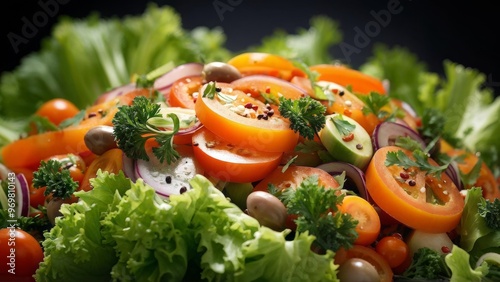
[445,245,488,282]
[35,170,131,282]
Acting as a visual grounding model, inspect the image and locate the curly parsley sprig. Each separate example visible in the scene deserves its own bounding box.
[32,159,78,199]
[112,96,180,164]
[271,175,358,252]
[278,96,326,140]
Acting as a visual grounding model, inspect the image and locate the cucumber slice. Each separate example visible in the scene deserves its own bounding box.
[319,113,373,169]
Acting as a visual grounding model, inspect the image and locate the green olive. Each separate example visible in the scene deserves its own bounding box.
[84,125,117,155]
[336,258,379,282]
[202,62,242,83]
[246,191,287,231]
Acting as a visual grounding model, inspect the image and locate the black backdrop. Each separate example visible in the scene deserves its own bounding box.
[2,0,499,96]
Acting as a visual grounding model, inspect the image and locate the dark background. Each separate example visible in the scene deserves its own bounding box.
[1,0,499,96]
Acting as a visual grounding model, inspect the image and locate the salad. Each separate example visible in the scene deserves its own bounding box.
[1,4,500,282]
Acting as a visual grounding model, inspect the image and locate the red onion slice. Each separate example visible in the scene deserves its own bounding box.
[122,153,137,182]
[445,160,463,191]
[15,173,30,217]
[94,83,136,104]
[372,121,426,151]
[316,162,370,202]
[154,62,204,91]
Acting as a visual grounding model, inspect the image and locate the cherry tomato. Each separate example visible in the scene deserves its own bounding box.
[192,127,282,183]
[169,76,203,109]
[339,195,381,246]
[79,148,124,191]
[375,236,410,268]
[0,228,44,278]
[29,185,46,209]
[35,98,80,126]
[46,154,86,184]
[195,82,299,153]
[365,146,464,233]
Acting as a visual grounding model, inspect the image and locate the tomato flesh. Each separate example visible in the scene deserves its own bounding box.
[192,127,282,183]
[227,52,305,81]
[365,146,464,233]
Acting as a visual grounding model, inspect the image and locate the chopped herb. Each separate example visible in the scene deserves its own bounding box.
[203,81,217,98]
[112,96,180,164]
[281,155,298,172]
[460,158,482,187]
[30,116,58,133]
[478,197,500,230]
[278,96,326,140]
[260,92,280,105]
[59,110,86,129]
[277,175,358,252]
[331,114,355,137]
[32,159,78,199]
[395,136,425,152]
[292,60,334,104]
[385,150,450,178]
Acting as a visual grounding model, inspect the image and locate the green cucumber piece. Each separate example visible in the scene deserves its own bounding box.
[319,114,373,169]
[0,181,8,210]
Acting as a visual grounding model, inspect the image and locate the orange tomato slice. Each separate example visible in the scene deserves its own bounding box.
[195,82,299,153]
[310,64,386,95]
[339,195,381,246]
[227,52,305,81]
[365,146,464,233]
[446,148,500,200]
[168,75,203,109]
[192,127,282,183]
[79,148,124,191]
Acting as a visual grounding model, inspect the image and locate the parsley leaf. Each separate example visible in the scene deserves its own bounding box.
[32,159,78,199]
[292,60,335,104]
[112,96,180,164]
[385,150,450,178]
[278,96,326,140]
[278,175,358,252]
[203,81,217,99]
[478,198,500,230]
[331,114,355,136]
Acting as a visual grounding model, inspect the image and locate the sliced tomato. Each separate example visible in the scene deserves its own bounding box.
[446,149,500,200]
[231,75,307,103]
[319,81,380,135]
[310,64,386,95]
[195,82,299,153]
[227,52,305,81]
[254,165,340,230]
[365,146,465,233]
[192,127,282,183]
[168,75,203,109]
[339,195,381,246]
[79,148,124,191]
[335,245,393,282]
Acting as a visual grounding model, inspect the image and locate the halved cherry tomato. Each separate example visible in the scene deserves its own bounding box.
[446,149,500,200]
[254,165,340,230]
[335,245,393,282]
[79,148,124,191]
[227,52,305,81]
[310,64,386,95]
[365,146,464,233]
[339,195,381,246]
[192,127,282,183]
[35,98,80,126]
[195,82,299,153]
[375,235,410,268]
[319,81,380,135]
[169,76,203,109]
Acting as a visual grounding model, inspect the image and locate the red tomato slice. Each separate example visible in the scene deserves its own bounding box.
[168,75,203,109]
[227,52,305,81]
[365,146,465,233]
[192,127,282,183]
[339,195,381,246]
[195,82,299,153]
[335,245,394,282]
[310,64,386,95]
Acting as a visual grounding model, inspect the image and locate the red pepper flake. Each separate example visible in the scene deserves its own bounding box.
[343,108,352,116]
[342,133,354,142]
[265,86,271,93]
[441,246,451,254]
[400,172,409,179]
[244,103,253,109]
